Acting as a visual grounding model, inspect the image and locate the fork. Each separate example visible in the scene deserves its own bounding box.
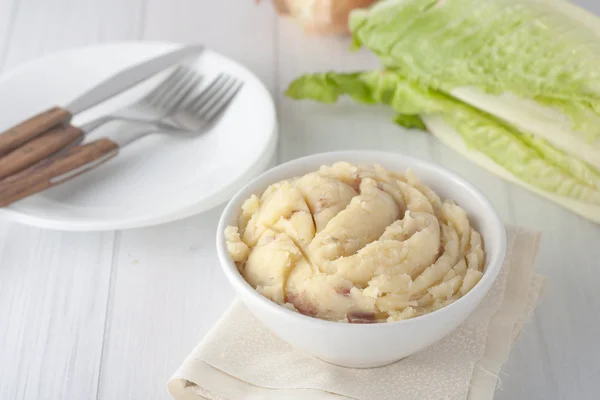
[80,66,202,132]
[0,66,201,180]
[0,71,244,207]
[73,68,242,138]
[167,72,244,132]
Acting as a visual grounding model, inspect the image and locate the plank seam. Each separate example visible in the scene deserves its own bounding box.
[0,0,21,71]
[95,230,121,400]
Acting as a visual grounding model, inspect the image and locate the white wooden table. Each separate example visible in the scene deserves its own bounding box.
[0,1,599,399]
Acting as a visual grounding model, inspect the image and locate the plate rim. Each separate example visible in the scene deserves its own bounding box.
[0,41,278,231]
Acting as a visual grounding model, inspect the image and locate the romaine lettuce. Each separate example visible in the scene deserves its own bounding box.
[423,114,600,223]
[286,70,600,218]
[348,0,600,168]
[286,0,600,223]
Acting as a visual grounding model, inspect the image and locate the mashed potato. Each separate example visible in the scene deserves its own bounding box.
[225,162,485,323]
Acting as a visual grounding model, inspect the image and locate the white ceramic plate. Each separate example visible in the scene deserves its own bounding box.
[0,42,277,230]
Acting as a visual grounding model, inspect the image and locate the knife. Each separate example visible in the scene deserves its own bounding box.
[0,44,204,160]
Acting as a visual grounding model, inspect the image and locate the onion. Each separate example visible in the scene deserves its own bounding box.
[260,0,377,35]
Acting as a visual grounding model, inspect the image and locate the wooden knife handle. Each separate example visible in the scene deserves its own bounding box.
[0,106,72,156]
[0,138,118,207]
[0,125,84,180]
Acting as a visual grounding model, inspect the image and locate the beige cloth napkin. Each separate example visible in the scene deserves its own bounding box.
[169,226,545,400]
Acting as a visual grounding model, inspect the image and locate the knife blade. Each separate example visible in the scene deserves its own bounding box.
[0,44,203,156]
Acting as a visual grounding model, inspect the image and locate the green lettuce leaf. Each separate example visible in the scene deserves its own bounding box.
[423,114,600,223]
[393,114,425,130]
[520,134,600,191]
[449,87,600,170]
[443,108,600,205]
[286,71,600,206]
[348,0,600,147]
[286,70,449,114]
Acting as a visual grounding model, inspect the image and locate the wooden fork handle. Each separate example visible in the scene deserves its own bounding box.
[0,106,72,156]
[0,138,118,207]
[0,125,84,180]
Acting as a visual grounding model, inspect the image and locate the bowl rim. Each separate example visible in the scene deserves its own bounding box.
[216,150,507,330]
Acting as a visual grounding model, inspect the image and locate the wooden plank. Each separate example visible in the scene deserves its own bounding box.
[97,1,276,398]
[1,0,146,71]
[97,209,235,399]
[142,0,277,93]
[0,222,115,400]
[0,0,17,69]
[0,0,144,399]
[497,186,600,400]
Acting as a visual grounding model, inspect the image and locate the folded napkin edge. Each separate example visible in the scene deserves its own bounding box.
[169,226,544,400]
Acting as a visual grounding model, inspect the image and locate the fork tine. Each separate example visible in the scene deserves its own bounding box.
[143,67,189,106]
[203,80,244,124]
[185,74,228,113]
[159,69,200,109]
[141,66,188,106]
[145,67,200,112]
[192,75,236,115]
[165,70,204,112]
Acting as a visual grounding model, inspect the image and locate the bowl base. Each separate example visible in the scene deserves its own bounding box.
[315,355,408,369]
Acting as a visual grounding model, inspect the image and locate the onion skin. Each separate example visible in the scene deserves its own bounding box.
[259,0,377,35]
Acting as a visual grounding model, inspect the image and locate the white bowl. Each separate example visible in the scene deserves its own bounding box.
[216,151,506,368]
